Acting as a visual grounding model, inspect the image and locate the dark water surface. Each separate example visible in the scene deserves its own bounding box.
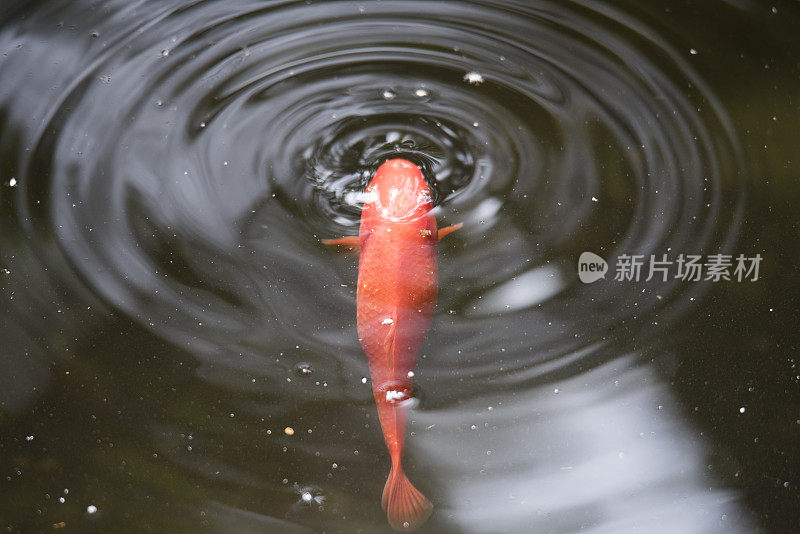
[1,1,798,532]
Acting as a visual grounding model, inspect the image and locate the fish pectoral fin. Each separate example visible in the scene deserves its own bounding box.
[437,223,463,240]
[321,236,360,254]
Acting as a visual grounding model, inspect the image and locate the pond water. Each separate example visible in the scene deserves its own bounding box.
[1,1,798,532]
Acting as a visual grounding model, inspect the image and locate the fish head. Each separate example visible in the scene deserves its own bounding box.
[364,159,433,221]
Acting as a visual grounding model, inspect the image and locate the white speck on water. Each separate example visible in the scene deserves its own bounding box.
[591,196,598,202]
[160,49,169,57]
[59,497,66,503]
[87,505,98,514]
[472,121,479,127]
[382,89,396,100]
[407,371,414,378]
[200,122,206,128]
[689,48,698,55]
[8,178,16,187]
[554,388,560,394]
[25,435,33,441]
[464,71,484,84]
[361,377,367,384]
[414,88,428,97]
[381,317,394,325]
[301,492,313,502]
[739,407,746,413]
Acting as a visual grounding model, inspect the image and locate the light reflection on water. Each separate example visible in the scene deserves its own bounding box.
[414,355,755,533]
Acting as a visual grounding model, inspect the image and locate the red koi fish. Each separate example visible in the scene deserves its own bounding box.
[324,158,460,530]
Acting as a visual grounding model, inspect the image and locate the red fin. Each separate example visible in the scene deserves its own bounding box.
[382,466,433,531]
[437,223,462,240]
[321,236,360,253]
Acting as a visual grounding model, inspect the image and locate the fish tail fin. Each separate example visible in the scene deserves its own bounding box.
[381,465,433,531]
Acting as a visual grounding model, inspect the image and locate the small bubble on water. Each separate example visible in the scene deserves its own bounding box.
[382,317,394,325]
[295,362,313,376]
[160,49,169,58]
[739,407,746,413]
[464,71,484,84]
[689,48,698,55]
[403,522,410,529]
[8,177,17,187]
[414,88,428,97]
[407,371,414,378]
[25,435,33,441]
[200,122,206,128]
[86,504,98,514]
[59,497,65,503]
[284,427,295,436]
[301,492,313,503]
[382,89,396,100]
[361,377,367,384]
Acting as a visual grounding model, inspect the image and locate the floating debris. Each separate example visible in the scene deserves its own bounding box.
[464,71,484,84]
[295,362,313,376]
